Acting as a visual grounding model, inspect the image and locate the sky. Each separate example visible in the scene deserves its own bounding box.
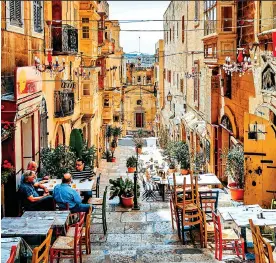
[108,1,170,54]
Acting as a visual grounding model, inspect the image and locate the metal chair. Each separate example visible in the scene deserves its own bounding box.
[92,173,101,198]
[88,186,108,235]
[142,176,159,201]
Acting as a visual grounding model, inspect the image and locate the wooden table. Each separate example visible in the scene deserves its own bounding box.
[21,211,70,227]
[1,237,33,263]
[168,173,222,186]
[39,178,94,192]
[1,217,53,238]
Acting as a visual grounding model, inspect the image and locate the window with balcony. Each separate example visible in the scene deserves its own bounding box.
[182,16,185,43]
[194,60,200,108]
[204,43,217,59]
[9,0,23,27]
[221,6,232,32]
[33,1,42,33]
[82,26,89,39]
[204,1,217,35]
[224,73,232,99]
[83,83,91,96]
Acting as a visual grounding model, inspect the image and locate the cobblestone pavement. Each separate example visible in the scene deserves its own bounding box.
[77,143,245,263]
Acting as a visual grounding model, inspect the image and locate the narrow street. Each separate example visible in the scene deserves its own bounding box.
[84,140,229,263]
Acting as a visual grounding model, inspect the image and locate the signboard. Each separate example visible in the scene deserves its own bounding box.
[16,66,42,101]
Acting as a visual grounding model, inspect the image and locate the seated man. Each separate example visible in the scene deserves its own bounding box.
[19,170,54,211]
[71,158,95,203]
[53,173,92,213]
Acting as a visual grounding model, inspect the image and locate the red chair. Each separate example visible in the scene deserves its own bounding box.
[50,213,85,263]
[6,245,17,263]
[212,211,245,261]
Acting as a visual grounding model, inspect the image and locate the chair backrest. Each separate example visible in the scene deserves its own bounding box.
[53,200,69,211]
[250,219,274,263]
[212,211,222,244]
[6,246,17,263]
[32,229,53,263]
[249,219,261,263]
[85,206,92,238]
[73,222,83,252]
[199,190,219,213]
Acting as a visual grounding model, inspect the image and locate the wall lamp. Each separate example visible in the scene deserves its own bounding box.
[167,91,173,110]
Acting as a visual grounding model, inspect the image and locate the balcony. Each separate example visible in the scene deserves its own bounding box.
[54,91,74,118]
[52,24,78,55]
[102,106,113,120]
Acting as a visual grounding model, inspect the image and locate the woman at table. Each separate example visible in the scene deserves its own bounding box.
[18,170,54,211]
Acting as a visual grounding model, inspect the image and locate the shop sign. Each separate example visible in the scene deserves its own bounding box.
[16,66,42,101]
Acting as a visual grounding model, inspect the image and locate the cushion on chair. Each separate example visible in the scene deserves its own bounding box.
[206,222,215,232]
[145,183,159,191]
[88,198,103,205]
[66,227,86,237]
[51,236,74,249]
[221,229,240,240]
[176,202,198,211]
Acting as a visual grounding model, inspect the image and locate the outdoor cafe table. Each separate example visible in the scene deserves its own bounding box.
[21,210,70,229]
[1,217,53,238]
[1,237,33,263]
[218,205,276,251]
[168,173,222,186]
[39,178,94,192]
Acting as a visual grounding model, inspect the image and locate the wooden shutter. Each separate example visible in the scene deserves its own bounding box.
[10,0,22,26]
[15,0,22,25]
[10,1,15,21]
[34,1,42,32]
[180,79,184,93]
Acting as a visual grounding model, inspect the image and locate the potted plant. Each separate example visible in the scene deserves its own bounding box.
[109,177,140,207]
[168,160,176,173]
[174,142,190,175]
[105,125,113,143]
[126,156,137,173]
[110,139,117,152]
[224,145,244,201]
[1,160,15,185]
[112,127,122,141]
[133,137,143,154]
[102,150,112,162]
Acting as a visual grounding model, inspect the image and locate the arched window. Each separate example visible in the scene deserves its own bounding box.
[221,115,233,132]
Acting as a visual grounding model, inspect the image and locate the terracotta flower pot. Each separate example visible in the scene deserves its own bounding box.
[127,167,136,173]
[111,157,116,163]
[136,147,142,154]
[181,169,189,175]
[168,168,176,173]
[121,195,134,208]
[228,182,244,201]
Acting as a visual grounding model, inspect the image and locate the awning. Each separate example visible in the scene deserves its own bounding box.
[196,122,207,138]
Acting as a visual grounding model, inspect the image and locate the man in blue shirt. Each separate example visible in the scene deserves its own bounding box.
[53,173,92,213]
[19,170,54,211]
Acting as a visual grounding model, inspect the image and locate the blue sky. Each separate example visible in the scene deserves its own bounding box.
[108,1,170,54]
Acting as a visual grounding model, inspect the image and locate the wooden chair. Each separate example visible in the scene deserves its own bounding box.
[67,206,92,254]
[249,219,274,263]
[212,211,245,261]
[199,190,219,220]
[88,186,108,235]
[50,213,85,263]
[32,229,53,263]
[6,246,17,263]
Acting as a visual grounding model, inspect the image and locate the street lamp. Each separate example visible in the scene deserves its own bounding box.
[167,91,173,110]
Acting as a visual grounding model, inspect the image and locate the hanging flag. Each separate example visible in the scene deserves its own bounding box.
[273,32,276,57]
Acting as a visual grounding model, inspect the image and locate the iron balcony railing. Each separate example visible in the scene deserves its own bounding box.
[54,91,74,118]
[52,24,78,54]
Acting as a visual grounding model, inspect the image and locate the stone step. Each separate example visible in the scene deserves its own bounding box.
[85,246,219,263]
